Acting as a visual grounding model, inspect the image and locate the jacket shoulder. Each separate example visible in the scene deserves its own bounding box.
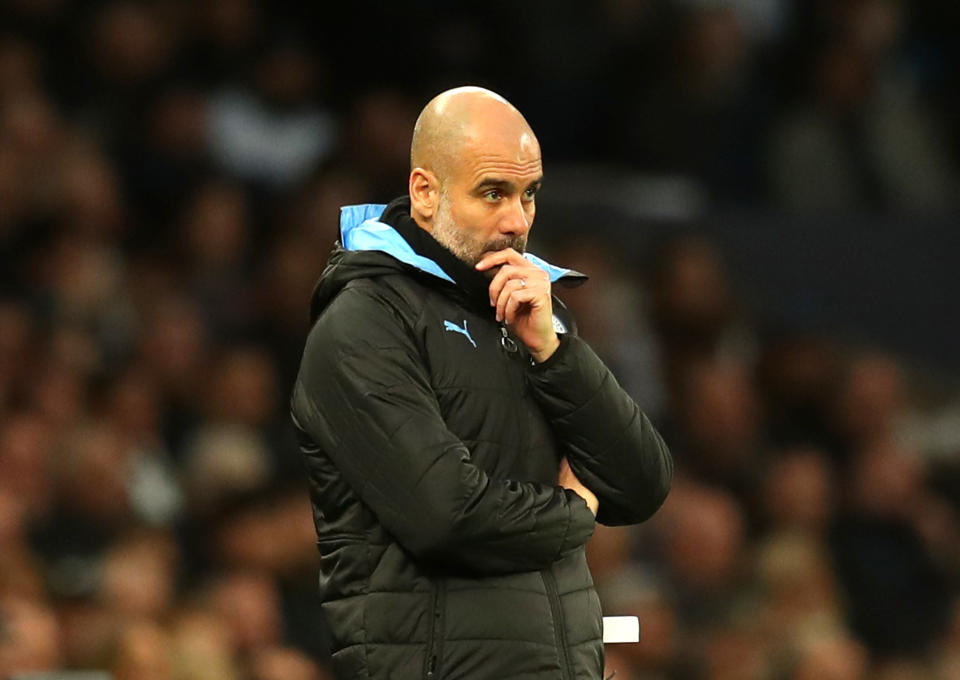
[304,274,437,369]
[326,273,428,323]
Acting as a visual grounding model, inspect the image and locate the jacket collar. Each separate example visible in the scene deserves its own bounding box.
[339,197,586,311]
[340,201,455,283]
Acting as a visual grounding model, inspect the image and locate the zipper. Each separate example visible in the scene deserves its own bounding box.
[423,580,446,679]
[541,568,574,680]
[500,323,539,372]
[499,323,534,402]
[499,324,519,353]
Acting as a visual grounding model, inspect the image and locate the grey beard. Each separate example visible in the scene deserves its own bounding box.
[432,202,527,266]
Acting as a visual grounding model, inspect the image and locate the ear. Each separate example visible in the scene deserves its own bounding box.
[409,167,439,223]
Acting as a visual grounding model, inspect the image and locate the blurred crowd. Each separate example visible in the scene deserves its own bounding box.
[556,236,960,679]
[0,0,958,679]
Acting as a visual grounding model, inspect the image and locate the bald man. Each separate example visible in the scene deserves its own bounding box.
[291,87,672,679]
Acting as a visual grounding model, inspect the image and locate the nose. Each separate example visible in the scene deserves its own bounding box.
[499,196,531,236]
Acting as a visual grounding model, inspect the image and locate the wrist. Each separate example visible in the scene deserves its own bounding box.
[529,334,561,363]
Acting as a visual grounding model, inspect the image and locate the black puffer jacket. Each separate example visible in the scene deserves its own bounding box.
[291,198,672,679]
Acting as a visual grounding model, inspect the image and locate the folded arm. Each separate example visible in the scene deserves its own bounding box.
[526,334,673,526]
[291,285,595,575]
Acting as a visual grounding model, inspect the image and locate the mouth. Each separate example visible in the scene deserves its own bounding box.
[485,240,526,256]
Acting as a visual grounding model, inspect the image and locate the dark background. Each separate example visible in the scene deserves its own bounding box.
[1,1,960,679]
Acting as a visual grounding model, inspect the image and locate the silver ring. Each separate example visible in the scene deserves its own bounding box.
[519,278,526,288]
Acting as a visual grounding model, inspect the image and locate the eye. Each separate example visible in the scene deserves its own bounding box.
[484,189,502,202]
[523,186,538,200]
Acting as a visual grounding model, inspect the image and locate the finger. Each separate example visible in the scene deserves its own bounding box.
[529,267,551,289]
[496,267,553,315]
[495,278,529,322]
[501,277,543,319]
[502,287,539,325]
[490,261,548,300]
[488,264,527,306]
[476,248,525,271]
[475,248,527,272]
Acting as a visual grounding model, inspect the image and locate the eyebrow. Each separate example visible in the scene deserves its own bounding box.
[473,176,543,192]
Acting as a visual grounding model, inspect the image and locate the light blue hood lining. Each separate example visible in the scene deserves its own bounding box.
[339,203,577,284]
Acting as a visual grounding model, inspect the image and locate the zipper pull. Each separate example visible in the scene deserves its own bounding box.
[500,326,518,353]
[427,655,436,678]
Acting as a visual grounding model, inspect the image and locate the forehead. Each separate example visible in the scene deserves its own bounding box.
[452,127,542,186]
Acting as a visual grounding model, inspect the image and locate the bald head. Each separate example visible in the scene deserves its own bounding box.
[407,87,543,264]
[410,87,537,184]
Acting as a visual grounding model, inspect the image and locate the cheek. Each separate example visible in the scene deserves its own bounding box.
[454,203,497,238]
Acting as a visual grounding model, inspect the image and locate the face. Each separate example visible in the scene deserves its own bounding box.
[430,128,542,267]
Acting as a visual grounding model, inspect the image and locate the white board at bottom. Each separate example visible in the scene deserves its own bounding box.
[602,616,639,643]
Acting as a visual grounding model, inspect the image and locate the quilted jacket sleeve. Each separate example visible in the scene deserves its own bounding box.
[526,334,673,526]
[291,285,596,575]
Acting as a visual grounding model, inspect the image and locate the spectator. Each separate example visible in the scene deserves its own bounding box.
[0,2,957,677]
[767,0,957,212]
[207,37,337,189]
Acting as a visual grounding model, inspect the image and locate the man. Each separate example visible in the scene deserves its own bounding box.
[291,86,672,679]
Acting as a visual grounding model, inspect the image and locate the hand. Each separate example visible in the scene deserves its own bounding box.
[558,457,598,517]
[475,248,560,363]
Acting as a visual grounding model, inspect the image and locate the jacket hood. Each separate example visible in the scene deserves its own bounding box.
[310,200,586,322]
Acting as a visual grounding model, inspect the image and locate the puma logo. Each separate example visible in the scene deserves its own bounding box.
[443,319,477,348]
